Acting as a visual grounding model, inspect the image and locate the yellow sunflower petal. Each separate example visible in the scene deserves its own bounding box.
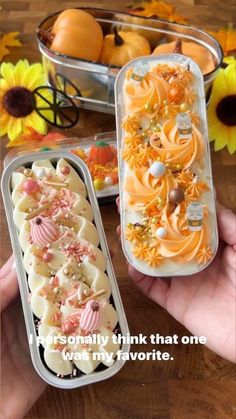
[0,112,9,136]
[0,78,9,93]
[23,111,47,134]
[213,123,229,151]
[210,69,228,101]
[227,127,236,154]
[23,63,44,90]
[8,117,23,141]
[14,60,29,86]
[0,62,15,87]
[224,63,236,94]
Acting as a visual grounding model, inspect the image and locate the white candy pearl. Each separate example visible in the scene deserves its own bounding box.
[104,176,113,186]
[36,168,47,179]
[149,162,166,178]
[156,227,167,238]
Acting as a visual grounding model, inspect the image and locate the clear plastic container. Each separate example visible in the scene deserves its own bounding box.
[115,54,218,277]
[1,150,129,388]
[37,7,222,114]
[4,132,118,202]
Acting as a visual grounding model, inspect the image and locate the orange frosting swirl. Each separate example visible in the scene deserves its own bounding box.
[151,119,205,168]
[154,207,210,263]
[125,168,177,209]
[125,73,169,114]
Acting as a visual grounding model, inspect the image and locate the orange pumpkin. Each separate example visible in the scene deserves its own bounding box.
[153,39,216,75]
[50,9,103,61]
[88,141,114,164]
[100,28,151,67]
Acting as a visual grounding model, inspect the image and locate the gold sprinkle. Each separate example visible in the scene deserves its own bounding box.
[78,289,106,306]
[25,203,50,220]
[45,180,68,188]
[55,217,76,228]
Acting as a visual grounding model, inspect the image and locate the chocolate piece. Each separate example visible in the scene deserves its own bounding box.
[169,188,185,204]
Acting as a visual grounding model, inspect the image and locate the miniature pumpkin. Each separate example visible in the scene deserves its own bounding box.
[88,141,114,164]
[153,39,216,75]
[100,28,151,67]
[49,9,103,61]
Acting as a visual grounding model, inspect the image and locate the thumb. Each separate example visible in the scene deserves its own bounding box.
[0,255,19,312]
[216,203,236,247]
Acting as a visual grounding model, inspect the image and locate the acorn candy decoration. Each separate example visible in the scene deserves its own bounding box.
[80,300,102,332]
[169,188,185,204]
[30,217,59,247]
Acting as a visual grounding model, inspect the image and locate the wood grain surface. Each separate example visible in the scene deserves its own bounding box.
[1,1,236,418]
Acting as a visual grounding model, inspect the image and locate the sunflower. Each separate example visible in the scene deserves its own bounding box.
[207,62,236,154]
[0,60,53,142]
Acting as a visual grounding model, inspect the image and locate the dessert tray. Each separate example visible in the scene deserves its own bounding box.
[4,132,119,202]
[115,54,218,276]
[1,151,129,388]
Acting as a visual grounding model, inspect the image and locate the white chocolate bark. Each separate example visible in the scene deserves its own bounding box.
[11,159,119,376]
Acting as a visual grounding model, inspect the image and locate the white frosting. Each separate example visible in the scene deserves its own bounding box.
[11,159,119,376]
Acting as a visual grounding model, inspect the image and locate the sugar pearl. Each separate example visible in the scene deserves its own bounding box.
[23,179,39,194]
[23,168,32,177]
[61,166,70,175]
[36,168,47,178]
[156,227,167,238]
[104,176,113,186]
[42,251,54,263]
[149,162,166,178]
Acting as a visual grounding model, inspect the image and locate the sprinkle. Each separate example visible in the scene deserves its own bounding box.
[24,203,50,220]
[44,180,68,188]
[78,289,106,306]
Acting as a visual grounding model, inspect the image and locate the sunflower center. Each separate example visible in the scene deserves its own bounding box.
[216,95,236,126]
[3,87,34,118]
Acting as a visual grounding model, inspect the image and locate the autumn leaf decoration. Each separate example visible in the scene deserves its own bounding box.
[208,24,236,56]
[128,0,188,24]
[0,32,22,61]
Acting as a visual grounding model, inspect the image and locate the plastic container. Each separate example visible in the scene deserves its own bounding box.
[37,7,222,115]
[115,54,218,277]
[1,150,129,388]
[4,132,119,202]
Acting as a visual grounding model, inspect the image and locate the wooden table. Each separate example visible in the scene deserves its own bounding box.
[1,1,236,418]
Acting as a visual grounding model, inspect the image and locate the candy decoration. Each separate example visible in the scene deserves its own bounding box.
[35,168,47,179]
[25,203,50,221]
[42,251,54,262]
[93,178,104,191]
[187,202,203,231]
[104,176,113,186]
[80,300,102,332]
[169,188,185,204]
[155,227,167,238]
[149,162,166,178]
[23,179,39,194]
[23,168,32,177]
[30,217,58,247]
[176,113,192,139]
[179,102,191,113]
[60,166,70,175]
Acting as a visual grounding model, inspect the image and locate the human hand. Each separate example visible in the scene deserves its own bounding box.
[118,200,236,363]
[1,255,46,419]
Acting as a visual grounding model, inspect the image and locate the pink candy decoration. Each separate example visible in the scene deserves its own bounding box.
[30,217,58,247]
[42,251,54,262]
[61,166,70,175]
[80,300,102,332]
[23,179,39,194]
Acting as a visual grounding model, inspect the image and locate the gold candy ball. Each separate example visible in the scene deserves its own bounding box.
[180,102,191,113]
